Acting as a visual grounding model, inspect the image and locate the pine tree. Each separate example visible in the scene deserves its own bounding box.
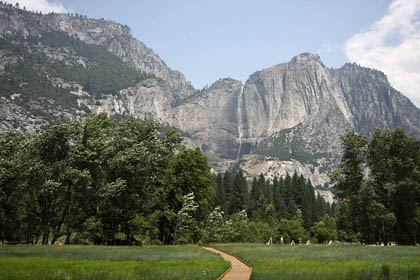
[226,170,249,214]
[273,176,287,219]
[223,171,234,214]
[249,174,265,217]
[287,200,298,220]
[283,173,293,205]
[214,173,225,208]
[301,179,316,229]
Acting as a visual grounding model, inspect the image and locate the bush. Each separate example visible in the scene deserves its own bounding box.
[312,215,338,243]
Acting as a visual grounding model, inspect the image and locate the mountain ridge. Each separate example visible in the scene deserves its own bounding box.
[1,4,419,201]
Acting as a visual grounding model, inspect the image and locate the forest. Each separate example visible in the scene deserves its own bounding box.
[0,114,419,245]
[0,30,153,111]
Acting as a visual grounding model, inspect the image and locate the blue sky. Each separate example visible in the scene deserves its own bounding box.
[61,0,391,87]
[5,0,420,106]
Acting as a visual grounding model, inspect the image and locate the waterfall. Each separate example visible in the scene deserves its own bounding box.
[236,85,244,162]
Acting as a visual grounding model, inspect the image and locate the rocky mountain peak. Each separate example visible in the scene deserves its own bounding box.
[0,3,194,100]
[209,78,243,91]
[287,52,325,72]
[338,62,389,84]
[290,52,322,65]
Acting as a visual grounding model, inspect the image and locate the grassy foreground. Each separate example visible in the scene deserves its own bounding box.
[0,245,229,280]
[213,243,420,280]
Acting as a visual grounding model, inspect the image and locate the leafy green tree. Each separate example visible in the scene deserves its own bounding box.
[331,130,368,198]
[276,218,309,244]
[204,206,225,242]
[367,128,420,245]
[330,130,368,242]
[225,210,249,242]
[0,132,27,243]
[332,128,420,245]
[0,113,192,245]
[247,220,273,243]
[163,148,215,243]
[311,215,338,243]
[173,193,198,244]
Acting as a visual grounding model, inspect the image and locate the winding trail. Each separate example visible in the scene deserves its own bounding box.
[202,246,252,280]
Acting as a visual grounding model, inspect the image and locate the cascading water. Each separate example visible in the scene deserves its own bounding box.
[236,85,244,162]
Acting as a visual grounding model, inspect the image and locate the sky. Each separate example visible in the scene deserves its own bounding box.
[4,0,420,107]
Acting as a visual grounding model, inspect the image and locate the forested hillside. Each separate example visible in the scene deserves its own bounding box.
[0,30,153,117]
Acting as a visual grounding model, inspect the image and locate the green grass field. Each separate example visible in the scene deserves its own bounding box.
[0,245,229,280]
[213,243,420,280]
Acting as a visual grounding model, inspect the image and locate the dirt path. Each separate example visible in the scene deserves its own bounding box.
[202,246,252,280]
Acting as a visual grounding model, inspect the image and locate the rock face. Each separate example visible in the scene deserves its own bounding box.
[332,63,420,137]
[0,3,192,132]
[90,79,175,124]
[174,79,243,161]
[241,54,353,160]
[1,4,420,196]
[173,53,419,185]
[0,4,194,100]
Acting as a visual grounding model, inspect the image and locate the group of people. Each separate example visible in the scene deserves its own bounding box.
[288,237,310,245]
[267,236,308,245]
[267,236,333,246]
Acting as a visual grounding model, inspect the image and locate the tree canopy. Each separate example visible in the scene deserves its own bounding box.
[0,113,214,245]
[331,129,420,245]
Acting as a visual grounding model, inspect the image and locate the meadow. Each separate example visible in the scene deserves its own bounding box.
[213,243,420,280]
[0,245,229,280]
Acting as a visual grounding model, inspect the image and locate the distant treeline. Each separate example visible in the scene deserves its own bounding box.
[1,115,418,245]
[214,170,334,229]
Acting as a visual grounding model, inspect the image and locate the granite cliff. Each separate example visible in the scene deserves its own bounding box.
[179,53,419,190]
[0,2,192,132]
[1,4,419,200]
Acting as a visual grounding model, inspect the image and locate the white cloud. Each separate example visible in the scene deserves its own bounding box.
[3,0,68,14]
[345,0,420,107]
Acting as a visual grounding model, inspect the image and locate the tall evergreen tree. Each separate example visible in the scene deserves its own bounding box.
[272,176,287,219]
[367,128,420,245]
[222,170,234,214]
[228,170,248,214]
[249,177,259,216]
[214,173,225,208]
[283,173,293,206]
[249,174,265,217]
[331,128,420,245]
